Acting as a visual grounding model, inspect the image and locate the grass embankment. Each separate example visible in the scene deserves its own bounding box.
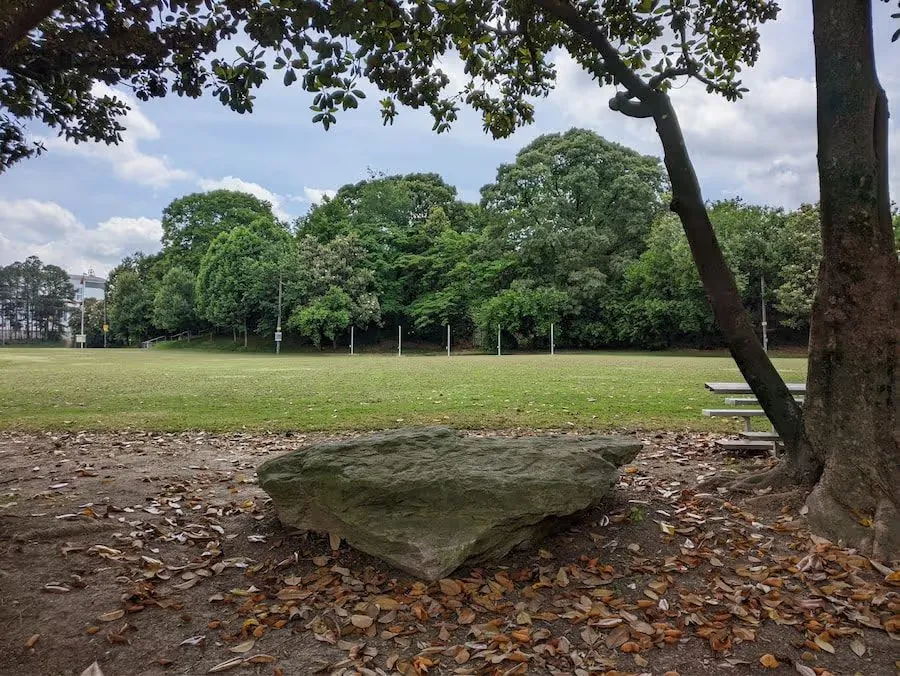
[0,348,807,433]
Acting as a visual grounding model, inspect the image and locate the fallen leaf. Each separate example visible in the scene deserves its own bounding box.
[439,579,462,596]
[813,635,835,654]
[80,662,104,676]
[760,654,780,669]
[350,615,373,629]
[244,654,276,664]
[208,657,243,673]
[25,634,40,649]
[606,624,630,649]
[457,607,476,625]
[849,638,865,657]
[455,648,470,664]
[180,636,206,647]
[228,639,255,653]
[794,663,816,676]
[328,533,341,550]
[98,610,125,622]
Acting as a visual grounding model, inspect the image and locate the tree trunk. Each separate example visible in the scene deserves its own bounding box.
[802,0,898,559]
[648,93,817,480]
[244,323,248,348]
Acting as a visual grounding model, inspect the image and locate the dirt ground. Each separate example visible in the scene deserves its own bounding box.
[0,429,896,676]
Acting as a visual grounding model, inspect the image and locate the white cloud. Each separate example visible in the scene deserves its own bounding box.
[547,52,823,207]
[198,176,293,221]
[0,198,161,276]
[37,84,193,189]
[302,187,336,204]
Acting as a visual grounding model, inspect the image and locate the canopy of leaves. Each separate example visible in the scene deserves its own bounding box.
[195,224,288,333]
[0,0,248,171]
[151,265,197,333]
[161,190,279,273]
[2,0,778,172]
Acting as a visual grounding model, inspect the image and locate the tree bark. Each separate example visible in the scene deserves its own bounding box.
[802,0,899,559]
[244,322,248,348]
[648,93,816,480]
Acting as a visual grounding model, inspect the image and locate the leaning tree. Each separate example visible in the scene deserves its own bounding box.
[2,0,896,556]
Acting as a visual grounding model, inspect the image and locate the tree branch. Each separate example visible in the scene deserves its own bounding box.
[531,0,653,101]
[0,0,68,65]
[608,91,652,118]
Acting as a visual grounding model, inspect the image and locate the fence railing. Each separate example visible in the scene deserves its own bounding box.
[140,335,168,349]
[140,331,193,348]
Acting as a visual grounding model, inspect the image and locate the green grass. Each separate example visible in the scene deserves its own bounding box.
[0,348,807,433]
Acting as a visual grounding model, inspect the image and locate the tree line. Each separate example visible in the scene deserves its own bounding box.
[85,128,853,351]
[0,257,74,342]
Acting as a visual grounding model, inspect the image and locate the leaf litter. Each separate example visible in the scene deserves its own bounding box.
[0,429,897,675]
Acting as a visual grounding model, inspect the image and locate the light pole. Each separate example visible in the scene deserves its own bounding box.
[275,274,283,355]
[79,274,85,349]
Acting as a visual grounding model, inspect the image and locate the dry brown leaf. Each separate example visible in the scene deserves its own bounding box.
[98,610,125,622]
[760,654,780,669]
[80,662,104,676]
[244,654,276,664]
[457,607,476,625]
[350,614,374,629]
[328,533,341,550]
[228,639,255,653]
[849,638,865,657]
[25,634,40,649]
[375,596,399,610]
[794,663,816,676]
[207,656,244,673]
[275,588,308,601]
[455,648,470,664]
[439,579,462,596]
[813,635,835,654]
[606,625,630,649]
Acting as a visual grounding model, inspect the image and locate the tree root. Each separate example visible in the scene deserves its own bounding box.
[697,460,794,495]
[805,484,900,561]
[741,488,805,513]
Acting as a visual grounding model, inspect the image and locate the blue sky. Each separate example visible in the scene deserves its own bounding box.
[1,2,898,277]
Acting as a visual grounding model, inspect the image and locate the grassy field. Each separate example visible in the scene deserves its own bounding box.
[0,347,807,432]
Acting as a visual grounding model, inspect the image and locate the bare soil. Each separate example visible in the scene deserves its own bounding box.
[0,430,896,676]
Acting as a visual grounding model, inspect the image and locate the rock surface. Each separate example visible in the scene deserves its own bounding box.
[257,427,641,579]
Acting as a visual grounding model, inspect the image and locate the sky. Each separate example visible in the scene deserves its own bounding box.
[1,3,898,278]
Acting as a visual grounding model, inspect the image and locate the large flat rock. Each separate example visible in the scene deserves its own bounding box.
[257,427,641,579]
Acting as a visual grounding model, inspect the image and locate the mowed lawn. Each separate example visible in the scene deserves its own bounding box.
[0,348,807,432]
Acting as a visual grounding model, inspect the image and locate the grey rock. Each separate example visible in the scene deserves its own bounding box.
[257,427,641,579]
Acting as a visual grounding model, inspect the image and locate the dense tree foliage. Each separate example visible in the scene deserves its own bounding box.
[0,256,74,342]
[77,130,863,352]
[151,266,197,334]
[161,191,279,273]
